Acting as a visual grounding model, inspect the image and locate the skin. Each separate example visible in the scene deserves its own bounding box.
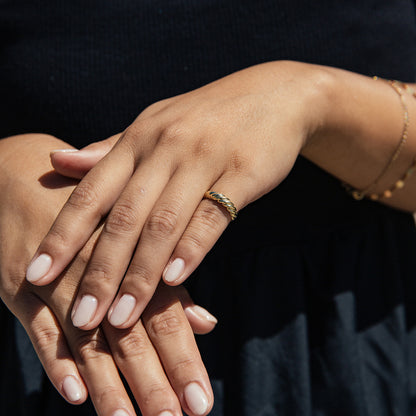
[0,134,215,416]
[28,61,416,337]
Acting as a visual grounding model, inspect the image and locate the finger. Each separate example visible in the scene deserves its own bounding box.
[163,179,242,286]
[67,326,137,416]
[70,161,172,329]
[142,284,214,416]
[103,318,183,416]
[50,134,121,179]
[41,272,137,416]
[106,170,211,329]
[174,286,218,335]
[26,137,138,286]
[17,295,88,405]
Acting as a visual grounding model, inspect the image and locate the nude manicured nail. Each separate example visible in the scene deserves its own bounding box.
[184,382,209,415]
[112,410,130,416]
[108,294,136,326]
[72,295,98,327]
[164,258,185,283]
[62,375,82,402]
[186,305,218,324]
[158,412,173,416]
[26,253,52,283]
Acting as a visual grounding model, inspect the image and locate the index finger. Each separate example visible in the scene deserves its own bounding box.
[25,138,136,286]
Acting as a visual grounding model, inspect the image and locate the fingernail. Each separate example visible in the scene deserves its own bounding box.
[186,305,218,324]
[26,253,52,283]
[108,294,136,327]
[184,382,209,415]
[62,375,82,402]
[158,412,174,416]
[50,149,79,153]
[112,410,130,416]
[72,295,98,327]
[163,258,185,283]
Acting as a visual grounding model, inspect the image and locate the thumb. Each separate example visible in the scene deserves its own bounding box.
[50,133,122,179]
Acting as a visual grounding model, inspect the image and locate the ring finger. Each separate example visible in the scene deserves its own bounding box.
[162,175,245,286]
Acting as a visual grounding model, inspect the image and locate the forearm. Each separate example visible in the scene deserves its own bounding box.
[302,66,416,212]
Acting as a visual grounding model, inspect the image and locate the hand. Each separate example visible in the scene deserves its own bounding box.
[0,134,215,416]
[50,133,219,335]
[28,61,328,330]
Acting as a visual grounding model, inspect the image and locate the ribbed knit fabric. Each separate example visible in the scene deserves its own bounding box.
[1,1,416,415]
[0,0,415,143]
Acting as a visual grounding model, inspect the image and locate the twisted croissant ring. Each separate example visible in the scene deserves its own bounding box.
[203,191,238,221]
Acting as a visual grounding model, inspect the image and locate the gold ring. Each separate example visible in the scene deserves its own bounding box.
[204,191,238,221]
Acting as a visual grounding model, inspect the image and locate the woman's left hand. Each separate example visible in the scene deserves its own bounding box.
[27,60,329,329]
[0,133,216,416]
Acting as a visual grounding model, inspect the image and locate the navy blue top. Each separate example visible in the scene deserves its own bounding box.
[1,1,416,415]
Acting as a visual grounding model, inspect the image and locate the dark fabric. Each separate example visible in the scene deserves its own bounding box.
[1,1,416,415]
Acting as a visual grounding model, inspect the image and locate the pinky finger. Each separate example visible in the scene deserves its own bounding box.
[174,286,218,335]
[20,297,88,404]
[162,185,241,286]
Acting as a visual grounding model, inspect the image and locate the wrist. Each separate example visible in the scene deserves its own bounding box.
[262,61,337,152]
[299,65,338,152]
[297,65,416,211]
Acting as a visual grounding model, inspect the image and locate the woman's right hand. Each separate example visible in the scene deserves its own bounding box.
[0,134,215,416]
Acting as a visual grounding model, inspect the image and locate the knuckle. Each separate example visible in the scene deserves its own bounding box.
[127,262,153,287]
[115,330,150,361]
[105,201,138,235]
[95,386,123,408]
[45,225,70,253]
[179,231,206,255]
[126,117,152,138]
[30,324,60,352]
[122,121,153,154]
[146,206,179,239]
[147,308,185,338]
[176,203,225,256]
[74,332,111,364]
[85,260,114,285]
[142,385,176,407]
[169,357,198,383]
[117,133,139,161]
[158,122,187,148]
[227,151,249,174]
[67,180,100,211]
[194,202,224,230]
[191,138,214,159]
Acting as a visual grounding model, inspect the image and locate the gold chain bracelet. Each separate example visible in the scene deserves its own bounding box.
[402,83,416,99]
[367,158,416,200]
[347,78,410,200]
[367,80,416,200]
